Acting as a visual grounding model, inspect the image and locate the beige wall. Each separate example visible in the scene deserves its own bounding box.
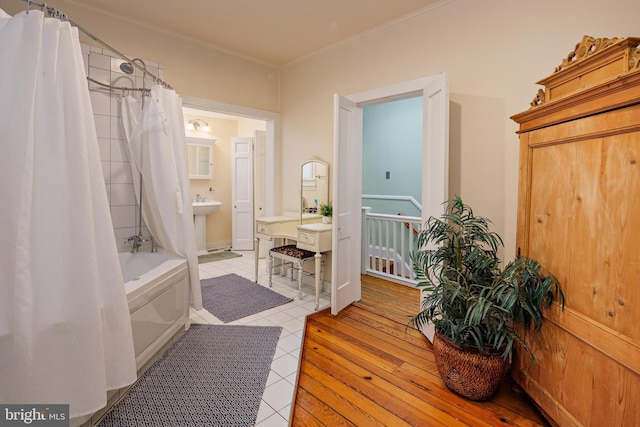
[2,0,280,112]
[279,0,640,257]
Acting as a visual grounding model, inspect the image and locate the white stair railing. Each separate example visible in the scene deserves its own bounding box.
[362,208,420,286]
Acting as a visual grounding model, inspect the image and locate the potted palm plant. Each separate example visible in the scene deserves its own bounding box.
[409,197,564,401]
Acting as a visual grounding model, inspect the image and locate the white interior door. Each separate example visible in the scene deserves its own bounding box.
[421,74,449,227]
[331,95,363,315]
[419,74,449,342]
[231,137,254,250]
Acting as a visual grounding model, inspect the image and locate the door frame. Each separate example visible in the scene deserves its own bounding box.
[333,74,449,315]
[181,95,280,218]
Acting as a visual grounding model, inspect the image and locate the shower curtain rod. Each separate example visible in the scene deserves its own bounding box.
[87,76,150,94]
[18,0,174,90]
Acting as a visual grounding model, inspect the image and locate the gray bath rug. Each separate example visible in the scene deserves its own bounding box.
[98,324,282,427]
[198,250,242,264]
[201,273,293,323]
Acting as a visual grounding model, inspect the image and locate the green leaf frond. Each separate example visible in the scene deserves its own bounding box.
[408,197,565,362]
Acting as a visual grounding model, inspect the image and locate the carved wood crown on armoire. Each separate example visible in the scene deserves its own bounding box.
[511,36,640,427]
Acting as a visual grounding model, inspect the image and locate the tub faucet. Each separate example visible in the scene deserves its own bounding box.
[124,233,156,253]
[125,234,143,253]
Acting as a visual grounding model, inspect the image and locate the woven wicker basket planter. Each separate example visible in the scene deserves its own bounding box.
[432,331,511,401]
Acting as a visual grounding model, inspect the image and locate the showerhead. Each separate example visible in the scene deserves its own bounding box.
[119,62,135,75]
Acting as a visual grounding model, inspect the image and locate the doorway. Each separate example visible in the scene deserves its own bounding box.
[332,74,449,315]
[181,95,280,252]
[361,95,423,285]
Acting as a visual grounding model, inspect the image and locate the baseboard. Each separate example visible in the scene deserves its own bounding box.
[206,240,232,252]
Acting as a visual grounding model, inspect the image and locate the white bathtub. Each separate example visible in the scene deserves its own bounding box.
[119,250,190,372]
[81,251,191,425]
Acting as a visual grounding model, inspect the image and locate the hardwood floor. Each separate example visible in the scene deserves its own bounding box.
[290,275,549,426]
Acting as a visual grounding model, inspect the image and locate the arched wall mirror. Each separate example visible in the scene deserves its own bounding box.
[301,159,329,221]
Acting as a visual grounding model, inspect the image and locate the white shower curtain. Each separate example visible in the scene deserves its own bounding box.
[121,86,202,309]
[0,8,136,420]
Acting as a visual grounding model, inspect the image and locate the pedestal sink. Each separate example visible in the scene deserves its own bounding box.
[192,200,222,254]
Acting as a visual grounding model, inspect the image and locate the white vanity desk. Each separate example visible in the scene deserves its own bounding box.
[254,215,299,276]
[255,158,331,310]
[254,216,332,310]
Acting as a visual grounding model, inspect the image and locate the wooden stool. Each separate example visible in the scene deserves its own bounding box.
[269,244,320,304]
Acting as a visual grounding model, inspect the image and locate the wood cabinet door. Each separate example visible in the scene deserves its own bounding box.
[514,105,640,427]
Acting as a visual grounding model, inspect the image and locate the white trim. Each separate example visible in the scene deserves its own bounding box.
[181,95,278,121]
[348,76,436,104]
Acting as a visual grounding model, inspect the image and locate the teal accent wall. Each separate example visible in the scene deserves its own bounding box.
[363,96,422,216]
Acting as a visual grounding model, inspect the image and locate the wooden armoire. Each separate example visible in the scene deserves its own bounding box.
[511,36,640,427]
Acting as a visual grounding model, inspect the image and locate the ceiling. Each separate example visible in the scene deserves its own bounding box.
[66,0,442,66]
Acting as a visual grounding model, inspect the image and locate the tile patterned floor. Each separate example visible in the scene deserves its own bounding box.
[189,250,330,427]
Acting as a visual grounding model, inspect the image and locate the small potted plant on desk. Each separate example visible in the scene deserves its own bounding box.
[409,197,564,401]
[320,201,332,224]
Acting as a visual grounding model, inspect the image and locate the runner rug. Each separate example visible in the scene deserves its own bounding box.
[98,324,282,426]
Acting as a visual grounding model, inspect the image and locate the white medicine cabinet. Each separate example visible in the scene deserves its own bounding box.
[187,137,215,179]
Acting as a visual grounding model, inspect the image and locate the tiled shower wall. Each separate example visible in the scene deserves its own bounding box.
[80,44,163,252]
